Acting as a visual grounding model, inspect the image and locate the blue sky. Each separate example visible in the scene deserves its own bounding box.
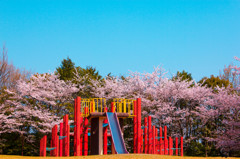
[0,0,239,81]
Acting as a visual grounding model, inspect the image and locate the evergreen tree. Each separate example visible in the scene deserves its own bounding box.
[56,57,75,81]
[199,75,231,89]
[173,70,193,82]
[56,57,104,98]
[74,66,103,98]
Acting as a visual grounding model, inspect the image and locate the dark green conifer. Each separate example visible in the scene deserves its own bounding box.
[56,57,75,81]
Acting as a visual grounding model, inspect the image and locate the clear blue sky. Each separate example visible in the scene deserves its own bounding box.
[0,0,240,81]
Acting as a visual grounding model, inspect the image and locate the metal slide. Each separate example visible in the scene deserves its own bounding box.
[106,112,128,154]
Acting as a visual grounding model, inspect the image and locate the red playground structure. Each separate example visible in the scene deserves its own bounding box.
[39,97,184,156]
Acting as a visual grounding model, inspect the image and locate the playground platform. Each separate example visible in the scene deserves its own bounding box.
[88,112,129,119]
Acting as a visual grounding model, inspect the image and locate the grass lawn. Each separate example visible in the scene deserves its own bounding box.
[0,154,239,159]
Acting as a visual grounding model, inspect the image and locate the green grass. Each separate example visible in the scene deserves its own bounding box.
[0,154,239,159]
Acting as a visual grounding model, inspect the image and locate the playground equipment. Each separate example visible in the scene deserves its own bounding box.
[39,97,184,156]
[106,112,128,154]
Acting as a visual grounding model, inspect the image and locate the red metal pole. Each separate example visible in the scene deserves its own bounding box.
[55,125,58,156]
[67,124,70,156]
[110,101,116,154]
[153,126,155,154]
[111,102,115,112]
[74,98,76,156]
[63,114,69,156]
[169,137,173,155]
[52,125,58,156]
[80,115,83,156]
[39,138,43,156]
[76,96,82,156]
[164,126,168,155]
[155,128,158,154]
[160,126,162,155]
[63,116,66,156]
[74,127,76,156]
[156,128,157,154]
[43,135,47,157]
[180,137,183,156]
[59,122,63,156]
[148,116,152,154]
[157,129,159,154]
[103,107,108,155]
[144,117,148,154]
[137,98,141,153]
[84,107,88,156]
[77,97,83,156]
[57,136,59,157]
[175,137,178,156]
[133,101,137,153]
[168,137,171,155]
[157,128,160,154]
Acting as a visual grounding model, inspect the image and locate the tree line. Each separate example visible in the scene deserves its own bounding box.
[0,46,239,157]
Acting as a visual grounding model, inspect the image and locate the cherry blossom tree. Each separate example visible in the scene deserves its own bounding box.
[0,91,61,155]
[17,73,79,115]
[90,67,216,153]
[205,57,240,154]
[0,73,79,155]
[89,65,240,155]
[207,87,240,153]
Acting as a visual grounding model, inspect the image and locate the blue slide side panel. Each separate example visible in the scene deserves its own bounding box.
[106,112,128,154]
